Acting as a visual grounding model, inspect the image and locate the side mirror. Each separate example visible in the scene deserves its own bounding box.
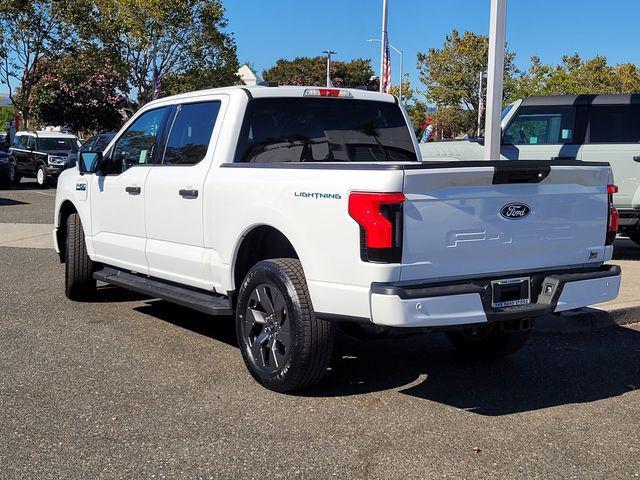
[78,151,103,174]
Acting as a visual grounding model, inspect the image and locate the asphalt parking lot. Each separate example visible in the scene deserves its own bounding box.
[1,182,639,479]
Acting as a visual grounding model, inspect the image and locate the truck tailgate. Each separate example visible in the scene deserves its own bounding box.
[400,162,612,282]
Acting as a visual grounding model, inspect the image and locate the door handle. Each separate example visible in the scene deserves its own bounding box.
[125,185,141,195]
[550,156,576,161]
[633,156,640,162]
[179,188,199,199]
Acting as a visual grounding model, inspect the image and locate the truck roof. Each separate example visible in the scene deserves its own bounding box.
[522,93,640,107]
[15,130,78,138]
[144,85,397,108]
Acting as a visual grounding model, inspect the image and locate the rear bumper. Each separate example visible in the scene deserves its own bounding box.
[618,208,640,235]
[369,265,621,328]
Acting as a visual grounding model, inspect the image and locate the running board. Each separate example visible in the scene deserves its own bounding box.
[93,267,234,316]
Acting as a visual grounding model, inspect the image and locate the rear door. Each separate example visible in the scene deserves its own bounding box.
[145,98,225,289]
[580,104,640,210]
[501,104,585,161]
[400,162,610,282]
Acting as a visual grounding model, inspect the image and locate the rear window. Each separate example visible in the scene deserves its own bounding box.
[589,105,640,143]
[503,106,576,145]
[37,137,77,152]
[234,98,417,163]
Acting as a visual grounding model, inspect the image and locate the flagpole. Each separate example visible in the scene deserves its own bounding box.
[379,0,388,93]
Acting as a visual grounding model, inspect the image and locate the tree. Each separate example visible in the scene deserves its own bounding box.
[510,54,640,100]
[263,57,378,89]
[390,77,428,133]
[417,29,519,137]
[77,0,239,104]
[30,48,127,132]
[0,0,76,128]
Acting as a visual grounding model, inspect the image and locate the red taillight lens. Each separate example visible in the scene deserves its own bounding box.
[606,184,618,245]
[349,192,405,262]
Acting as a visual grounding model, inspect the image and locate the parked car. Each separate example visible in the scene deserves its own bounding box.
[0,150,12,187]
[66,132,116,168]
[54,85,621,392]
[9,131,80,187]
[420,94,640,245]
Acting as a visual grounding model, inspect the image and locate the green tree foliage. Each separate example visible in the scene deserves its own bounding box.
[510,54,640,100]
[0,105,15,129]
[77,0,240,104]
[417,29,518,138]
[390,77,428,133]
[263,57,378,89]
[0,0,76,128]
[30,48,127,132]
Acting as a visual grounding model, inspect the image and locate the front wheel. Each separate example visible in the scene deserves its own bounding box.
[36,164,49,188]
[65,213,96,300]
[445,322,531,358]
[236,259,334,392]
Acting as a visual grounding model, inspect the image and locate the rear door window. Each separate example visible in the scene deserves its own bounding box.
[235,98,417,163]
[589,105,640,143]
[503,106,576,145]
[162,101,221,165]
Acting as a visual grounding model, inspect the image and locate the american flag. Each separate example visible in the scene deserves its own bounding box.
[381,38,391,93]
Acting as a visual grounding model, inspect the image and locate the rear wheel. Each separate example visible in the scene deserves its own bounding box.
[36,164,48,188]
[236,259,334,392]
[445,322,531,358]
[65,213,96,300]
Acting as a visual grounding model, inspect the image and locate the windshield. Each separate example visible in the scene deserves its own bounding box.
[235,98,417,163]
[37,137,77,152]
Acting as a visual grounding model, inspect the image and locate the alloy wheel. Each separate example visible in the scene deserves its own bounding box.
[37,167,45,185]
[242,283,291,374]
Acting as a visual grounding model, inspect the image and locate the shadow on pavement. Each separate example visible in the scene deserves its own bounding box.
[132,299,640,415]
[0,197,29,206]
[613,237,639,261]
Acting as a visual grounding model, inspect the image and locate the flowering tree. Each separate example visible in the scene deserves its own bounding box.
[30,48,127,133]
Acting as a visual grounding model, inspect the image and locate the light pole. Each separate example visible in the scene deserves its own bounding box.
[367,39,404,103]
[484,0,507,159]
[322,50,336,87]
[476,69,487,138]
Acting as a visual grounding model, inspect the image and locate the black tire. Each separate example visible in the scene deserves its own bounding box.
[36,164,49,188]
[236,258,334,392]
[445,323,531,358]
[65,213,96,300]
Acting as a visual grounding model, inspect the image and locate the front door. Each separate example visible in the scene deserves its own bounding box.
[90,106,171,274]
[145,99,225,289]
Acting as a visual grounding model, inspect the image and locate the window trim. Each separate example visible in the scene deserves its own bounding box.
[156,99,223,167]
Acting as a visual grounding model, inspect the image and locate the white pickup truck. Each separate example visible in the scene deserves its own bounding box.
[54,85,621,392]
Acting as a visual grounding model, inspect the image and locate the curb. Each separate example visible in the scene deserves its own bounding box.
[535,305,639,334]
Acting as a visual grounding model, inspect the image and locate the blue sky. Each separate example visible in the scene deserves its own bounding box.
[225,0,640,88]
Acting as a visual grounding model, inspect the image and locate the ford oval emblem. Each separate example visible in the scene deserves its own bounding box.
[500,203,531,220]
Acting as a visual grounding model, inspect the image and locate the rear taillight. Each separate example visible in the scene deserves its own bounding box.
[348,192,405,263]
[606,184,618,245]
